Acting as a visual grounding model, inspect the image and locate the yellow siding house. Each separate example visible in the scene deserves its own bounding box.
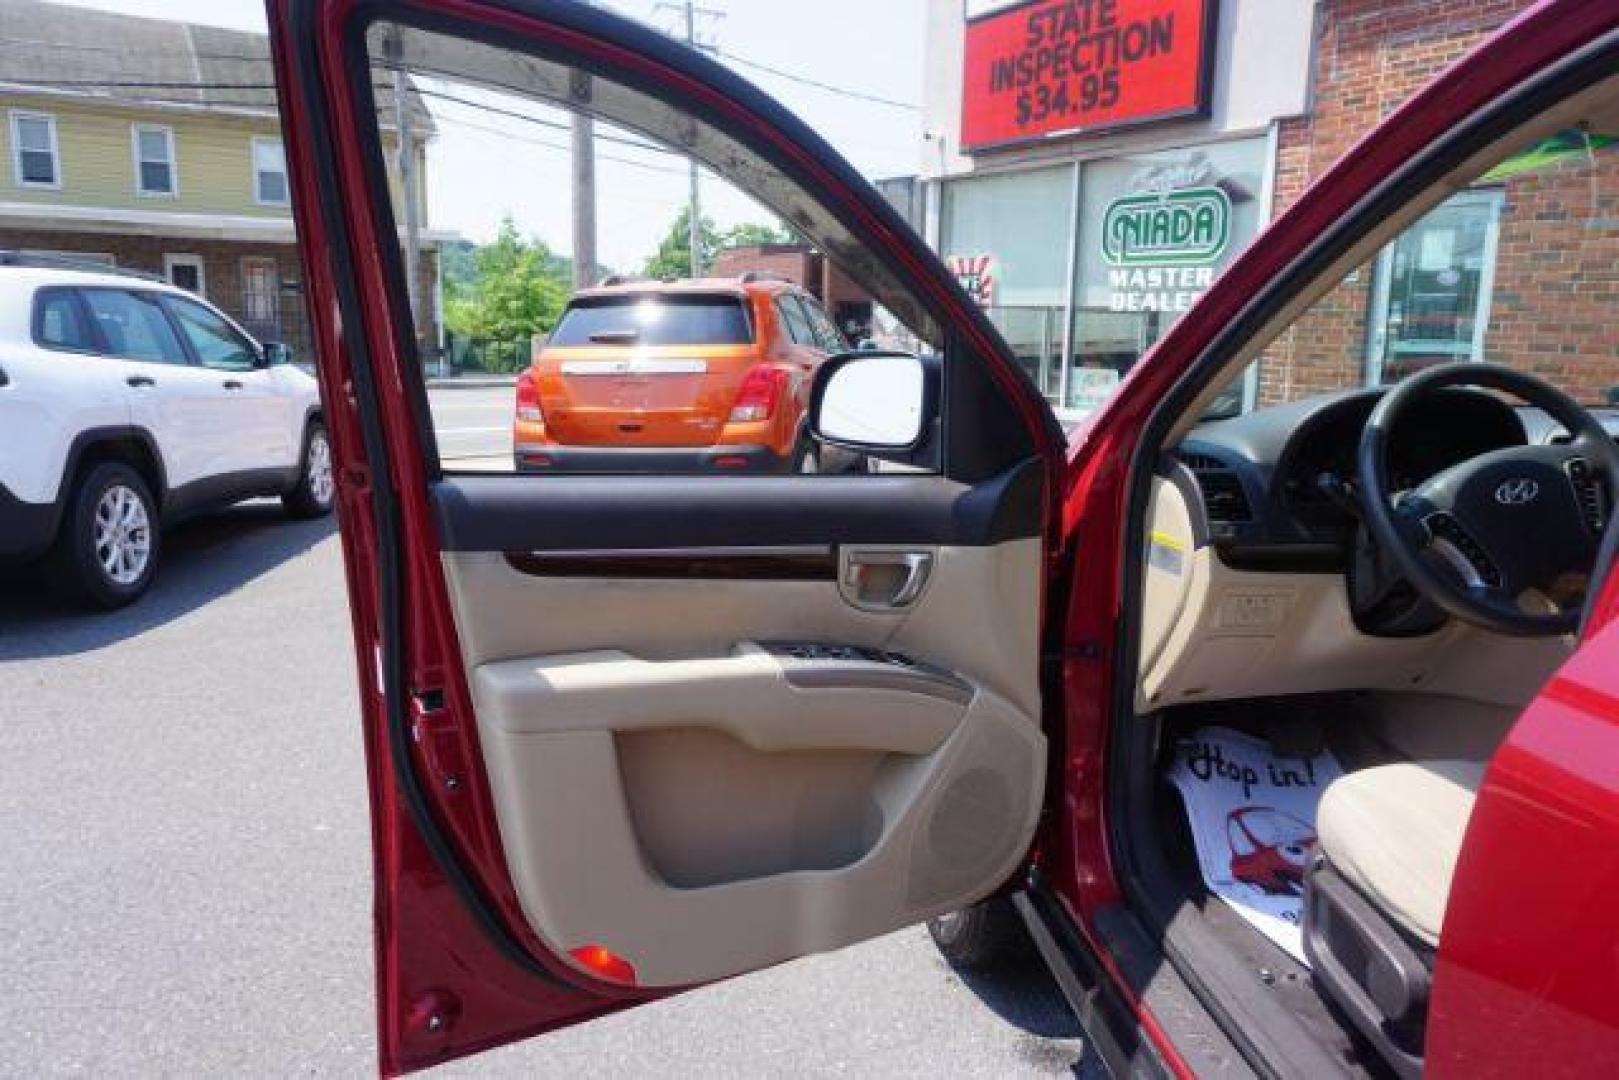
[0,0,445,359]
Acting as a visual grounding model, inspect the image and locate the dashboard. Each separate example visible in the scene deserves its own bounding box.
[1172,387,1619,570]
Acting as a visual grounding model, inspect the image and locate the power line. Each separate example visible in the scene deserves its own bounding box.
[411,85,674,156]
[0,35,919,115]
[717,50,918,111]
[434,111,689,177]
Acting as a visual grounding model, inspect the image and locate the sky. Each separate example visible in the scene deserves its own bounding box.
[55,0,927,273]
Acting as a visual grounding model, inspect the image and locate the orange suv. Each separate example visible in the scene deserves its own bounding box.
[514,274,850,473]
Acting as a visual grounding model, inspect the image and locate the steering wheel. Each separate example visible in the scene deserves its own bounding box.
[1357,362,1619,637]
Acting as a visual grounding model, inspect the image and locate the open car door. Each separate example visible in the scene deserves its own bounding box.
[266,1,1067,1073]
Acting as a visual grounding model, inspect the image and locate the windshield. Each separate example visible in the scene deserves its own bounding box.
[548,295,754,348]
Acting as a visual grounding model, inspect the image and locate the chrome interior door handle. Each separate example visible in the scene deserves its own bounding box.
[840,548,934,610]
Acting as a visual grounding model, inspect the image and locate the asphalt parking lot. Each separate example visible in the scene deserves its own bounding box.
[428,381,518,470]
[0,423,1100,1076]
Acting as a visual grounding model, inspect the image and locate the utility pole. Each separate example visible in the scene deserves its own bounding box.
[655,0,723,278]
[570,2,597,290]
[386,29,425,367]
[683,0,700,277]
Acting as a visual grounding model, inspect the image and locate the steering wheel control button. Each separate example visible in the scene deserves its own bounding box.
[1564,458,1607,533]
[1424,512,1502,588]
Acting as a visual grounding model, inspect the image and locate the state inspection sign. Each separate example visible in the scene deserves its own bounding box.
[961,0,1216,152]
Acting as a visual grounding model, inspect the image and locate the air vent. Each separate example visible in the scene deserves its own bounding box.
[1178,451,1225,472]
[1178,452,1252,523]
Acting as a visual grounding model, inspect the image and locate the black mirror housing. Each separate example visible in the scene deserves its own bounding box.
[808,350,942,470]
[262,342,293,367]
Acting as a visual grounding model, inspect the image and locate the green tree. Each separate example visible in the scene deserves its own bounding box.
[720,221,794,248]
[641,207,794,279]
[443,217,571,347]
[642,205,722,279]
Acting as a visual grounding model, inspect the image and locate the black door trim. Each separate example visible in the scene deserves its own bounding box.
[433,458,1045,553]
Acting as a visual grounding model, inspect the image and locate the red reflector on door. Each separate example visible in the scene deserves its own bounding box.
[712,455,750,468]
[569,944,638,986]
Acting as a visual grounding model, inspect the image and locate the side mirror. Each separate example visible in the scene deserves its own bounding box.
[262,341,293,367]
[809,351,936,462]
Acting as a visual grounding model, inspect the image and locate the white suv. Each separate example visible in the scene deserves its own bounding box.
[0,257,330,608]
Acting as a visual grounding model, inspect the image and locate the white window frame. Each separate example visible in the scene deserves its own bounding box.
[162,253,206,297]
[251,136,289,207]
[131,123,178,198]
[10,110,61,190]
[1364,188,1505,383]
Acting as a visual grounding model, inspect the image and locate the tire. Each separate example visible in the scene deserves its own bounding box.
[50,460,161,609]
[283,420,335,519]
[926,897,1032,972]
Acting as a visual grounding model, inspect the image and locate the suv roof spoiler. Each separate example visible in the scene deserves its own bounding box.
[0,250,168,284]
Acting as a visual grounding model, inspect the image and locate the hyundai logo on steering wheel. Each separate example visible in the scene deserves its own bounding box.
[1494,477,1540,505]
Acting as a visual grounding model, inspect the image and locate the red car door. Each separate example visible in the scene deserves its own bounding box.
[266,1,1066,1074]
[1427,582,1619,1076]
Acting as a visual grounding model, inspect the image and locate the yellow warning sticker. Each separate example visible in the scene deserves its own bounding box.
[1147,530,1186,575]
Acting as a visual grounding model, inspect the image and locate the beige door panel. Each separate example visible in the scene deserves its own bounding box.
[473,643,968,754]
[476,688,1042,988]
[442,539,1046,990]
[445,540,1042,717]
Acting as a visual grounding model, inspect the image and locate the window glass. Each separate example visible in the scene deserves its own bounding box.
[253,139,288,205]
[1247,130,1619,412]
[34,289,94,351]
[1070,137,1270,416]
[13,114,57,186]
[548,295,753,347]
[1366,191,1500,380]
[371,23,936,477]
[135,127,175,195]
[80,289,188,365]
[163,296,258,371]
[802,298,848,353]
[941,165,1074,398]
[777,296,817,346]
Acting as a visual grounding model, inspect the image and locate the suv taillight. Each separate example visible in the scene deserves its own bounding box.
[729,367,789,423]
[515,369,543,423]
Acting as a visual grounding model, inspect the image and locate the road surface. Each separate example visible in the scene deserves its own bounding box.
[0,499,1100,1077]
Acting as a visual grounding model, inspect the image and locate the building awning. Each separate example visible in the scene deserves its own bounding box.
[0,201,456,248]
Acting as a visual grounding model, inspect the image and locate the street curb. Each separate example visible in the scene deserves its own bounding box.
[426,375,518,389]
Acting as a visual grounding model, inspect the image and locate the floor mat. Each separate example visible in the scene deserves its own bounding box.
[1166,725,1342,964]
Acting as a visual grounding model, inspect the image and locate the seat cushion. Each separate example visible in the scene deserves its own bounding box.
[1316,760,1486,946]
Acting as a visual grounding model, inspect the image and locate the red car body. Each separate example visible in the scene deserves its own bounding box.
[265,0,1619,1075]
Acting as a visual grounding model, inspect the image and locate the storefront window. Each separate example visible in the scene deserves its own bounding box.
[940,165,1075,399]
[1067,136,1270,414]
[1366,189,1502,382]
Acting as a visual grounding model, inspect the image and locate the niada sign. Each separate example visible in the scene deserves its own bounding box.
[1101,186,1231,266]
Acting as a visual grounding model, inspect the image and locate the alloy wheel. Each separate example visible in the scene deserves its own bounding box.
[93,484,152,586]
[308,429,335,506]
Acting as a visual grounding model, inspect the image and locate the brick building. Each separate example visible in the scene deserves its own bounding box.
[708,243,876,340]
[920,0,1617,416]
[1258,0,1619,407]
